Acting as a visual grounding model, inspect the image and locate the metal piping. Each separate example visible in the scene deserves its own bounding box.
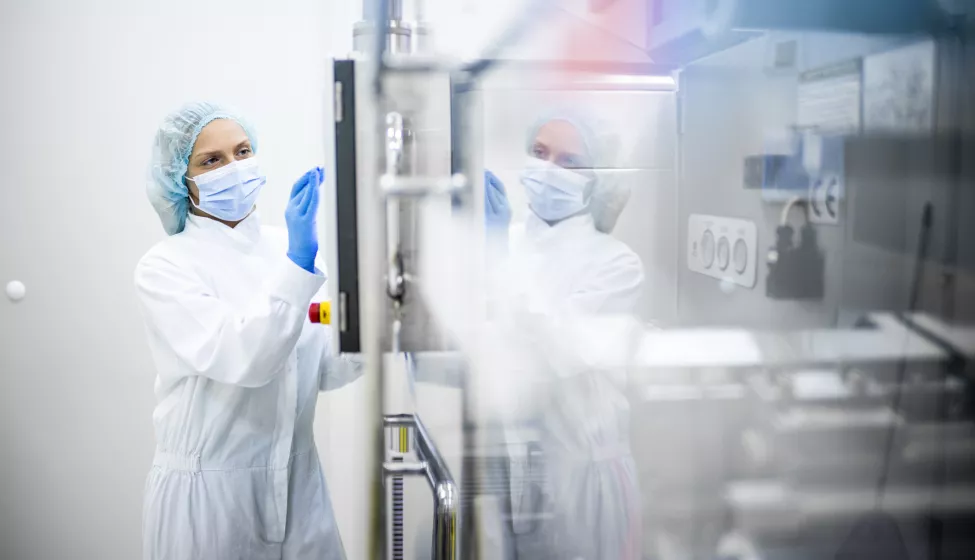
[380,174,467,196]
[382,414,458,560]
[383,461,428,476]
[412,415,455,492]
[372,0,390,95]
[385,112,406,303]
[388,0,403,21]
[363,1,390,558]
[432,481,459,560]
[382,415,457,494]
[362,0,403,21]
[384,413,416,427]
[356,0,412,58]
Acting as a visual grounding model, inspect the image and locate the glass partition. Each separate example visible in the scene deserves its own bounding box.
[398,9,975,560]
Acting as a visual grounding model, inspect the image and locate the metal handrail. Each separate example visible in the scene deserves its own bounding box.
[383,414,458,560]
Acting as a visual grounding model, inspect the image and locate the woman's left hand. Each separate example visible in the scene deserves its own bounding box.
[286,167,324,273]
[485,170,511,229]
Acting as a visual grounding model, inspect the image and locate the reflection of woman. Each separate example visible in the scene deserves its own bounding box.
[492,112,645,559]
[136,102,358,559]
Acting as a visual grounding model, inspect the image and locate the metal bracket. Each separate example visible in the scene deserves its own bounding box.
[380,174,468,197]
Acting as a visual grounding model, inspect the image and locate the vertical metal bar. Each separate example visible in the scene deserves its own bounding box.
[386,112,405,304]
[938,29,967,322]
[372,0,389,97]
[930,28,968,560]
[449,74,481,560]
[363,3,390,558]
[432,481,459,560]
[388,0,403,21]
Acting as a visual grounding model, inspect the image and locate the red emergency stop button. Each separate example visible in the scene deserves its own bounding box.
[308,302,331,324]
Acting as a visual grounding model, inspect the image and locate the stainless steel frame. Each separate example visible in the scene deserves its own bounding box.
[341,2,975,557]
[384,414,458,560]
[355,2,551,557]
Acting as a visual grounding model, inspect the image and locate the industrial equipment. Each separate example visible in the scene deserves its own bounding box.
[324,1,975,558]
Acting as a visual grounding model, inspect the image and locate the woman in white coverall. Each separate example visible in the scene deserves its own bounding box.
[488,111,645,560]
[135,102,359,560]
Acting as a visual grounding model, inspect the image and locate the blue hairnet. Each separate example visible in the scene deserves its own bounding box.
[148,102,258,235]
[525,109,630,233]
[524,108,602,169]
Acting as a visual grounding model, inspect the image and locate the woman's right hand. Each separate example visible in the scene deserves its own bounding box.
[286,167,324,273]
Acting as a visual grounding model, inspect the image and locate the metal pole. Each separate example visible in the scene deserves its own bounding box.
[448,73,482,560]
[432,481,459,560]
[363,1,390,558]
[404,415,459,560]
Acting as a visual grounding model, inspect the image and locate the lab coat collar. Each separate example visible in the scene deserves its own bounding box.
[185,208,263,249]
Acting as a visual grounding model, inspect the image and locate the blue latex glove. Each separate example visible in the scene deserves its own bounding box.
[485,170,511,229]
[286,167,324,273]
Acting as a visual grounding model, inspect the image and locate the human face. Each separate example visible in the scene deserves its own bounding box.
[529,119,591,171]
[185,118,254,206]
[527,119,596,202]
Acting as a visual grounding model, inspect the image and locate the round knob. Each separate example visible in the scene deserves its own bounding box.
[717,237,730,270]
[701,230,715,269]
[733,239,748,274]
[6,280,26,302]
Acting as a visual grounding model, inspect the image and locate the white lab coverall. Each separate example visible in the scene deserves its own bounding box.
[134,212,359,560]
[505,213,645,560]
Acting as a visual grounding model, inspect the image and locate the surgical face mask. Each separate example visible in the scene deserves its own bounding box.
[519,156,593,222]
[186,157,266,221]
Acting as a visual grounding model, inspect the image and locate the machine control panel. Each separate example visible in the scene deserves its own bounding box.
[688,214,758,289]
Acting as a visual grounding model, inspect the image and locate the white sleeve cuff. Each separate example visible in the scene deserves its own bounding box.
[269,258,326,309]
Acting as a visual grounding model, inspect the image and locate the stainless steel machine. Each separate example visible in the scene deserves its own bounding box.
[325,1,975,558]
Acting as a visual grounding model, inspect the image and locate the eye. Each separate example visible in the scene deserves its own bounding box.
[558,153,591,170]
[201,156,220,167]
[557,154,584,169]
[531,143,548,159]
[237,146,253,158]
[556,155,577,169]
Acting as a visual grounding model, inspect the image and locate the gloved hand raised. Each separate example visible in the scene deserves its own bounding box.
[286,167,324,273]
[485,170,511,229]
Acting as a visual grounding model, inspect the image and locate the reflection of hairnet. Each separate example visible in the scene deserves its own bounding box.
[148,102,258,235]
[525,109,630,234]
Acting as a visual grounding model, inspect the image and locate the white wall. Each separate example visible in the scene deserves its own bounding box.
[0,1,361,558]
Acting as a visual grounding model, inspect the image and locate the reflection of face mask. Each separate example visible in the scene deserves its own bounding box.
[187,157,266,221]
[519,157,592,222]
